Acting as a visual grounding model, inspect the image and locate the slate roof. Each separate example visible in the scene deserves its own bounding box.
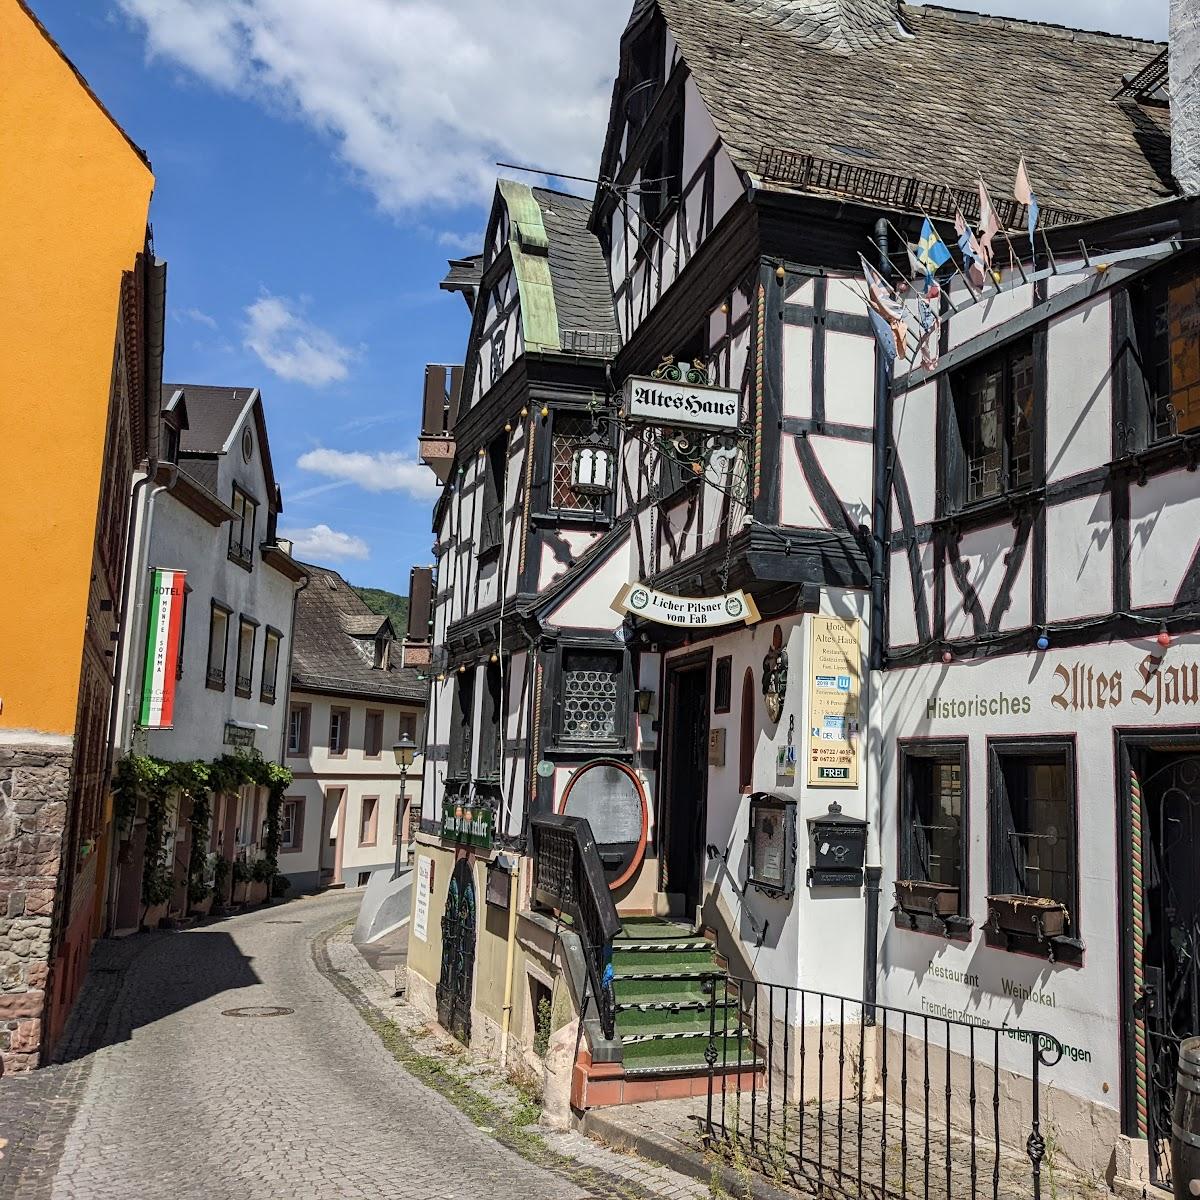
[291,563,427,704]
[533,188,621,342]
[177,457,220,495]
[166,384,256,454]
[648,0,1173,220]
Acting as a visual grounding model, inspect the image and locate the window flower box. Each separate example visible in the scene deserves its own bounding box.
[986,894,1069,941]
[895,879,959,917]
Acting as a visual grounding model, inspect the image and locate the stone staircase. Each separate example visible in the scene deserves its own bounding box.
[573,916,762,1107]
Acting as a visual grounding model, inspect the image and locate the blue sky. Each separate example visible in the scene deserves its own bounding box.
[31,0,1168,593]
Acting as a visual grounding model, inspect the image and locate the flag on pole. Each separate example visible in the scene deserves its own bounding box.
[916,288,941,370]
[916,218,951,287]
[1013,156,1040,245]
[867,307,899,368]
[976,177,1001,271]
[860,254,908,359]
[139,567,187,728]
[954,209,987,289]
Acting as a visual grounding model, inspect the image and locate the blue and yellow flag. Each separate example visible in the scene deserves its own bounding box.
[916,218,951,285]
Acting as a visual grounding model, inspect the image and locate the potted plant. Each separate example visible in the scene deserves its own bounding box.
[231,858,252,905]
[895,879,960,917]
[142,867,173,929]
[213,857,231,907]
[248,857,272,904]
[986,893,1069,941]
[188,877,213,917]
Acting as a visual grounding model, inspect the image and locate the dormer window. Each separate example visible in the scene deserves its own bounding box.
[228,485,257,569]
[374,636,389,670]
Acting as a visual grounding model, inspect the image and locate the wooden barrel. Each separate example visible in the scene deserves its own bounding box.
[1172,1037,1200,1198]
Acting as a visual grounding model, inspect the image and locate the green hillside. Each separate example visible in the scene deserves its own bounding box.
[351,585,409,635]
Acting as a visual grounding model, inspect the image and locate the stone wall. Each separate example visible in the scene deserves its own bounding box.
[0,739,71,1073]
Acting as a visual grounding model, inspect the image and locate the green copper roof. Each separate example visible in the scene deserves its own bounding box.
[497,179,560,354]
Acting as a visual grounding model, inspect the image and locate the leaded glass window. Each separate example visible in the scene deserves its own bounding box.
[558,649,624,745]
[550,413,607,517]
[954,339,1036,505]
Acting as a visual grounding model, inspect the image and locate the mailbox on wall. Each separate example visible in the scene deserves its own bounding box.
[746,792,798,898]
[806,801,867,888]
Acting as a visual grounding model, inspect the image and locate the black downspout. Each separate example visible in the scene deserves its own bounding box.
[864,217,893,1021]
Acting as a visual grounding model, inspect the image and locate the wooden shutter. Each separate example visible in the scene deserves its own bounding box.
[408,566,433,643]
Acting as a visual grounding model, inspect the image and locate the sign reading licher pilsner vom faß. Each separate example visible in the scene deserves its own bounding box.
[612,583,760,628]
[807,615,862,787]
[622,375,740,431]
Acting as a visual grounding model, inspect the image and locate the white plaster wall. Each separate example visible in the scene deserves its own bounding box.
[1045,493,1113,622]
[1129,468,1200,609]
[780,440,829,529]
[811,435,872,529]
[944,523,1019,641]
[888,549,919,648]
[782,324,813,419]
[947,281,1034,349]
[665,589,873,1005]
[892,382,937,526]
[546,534,630,630]
[1046,294,1112,484]
[824,330,875,429]
[142,446,296,767]
[878,633,1200,1111]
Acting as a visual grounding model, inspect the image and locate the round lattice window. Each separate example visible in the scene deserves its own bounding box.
[241,426,253,462]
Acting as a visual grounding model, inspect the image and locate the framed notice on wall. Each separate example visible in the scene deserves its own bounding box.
[807,616,861,787]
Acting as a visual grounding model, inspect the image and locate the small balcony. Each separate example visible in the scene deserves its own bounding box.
[420,363,464,484]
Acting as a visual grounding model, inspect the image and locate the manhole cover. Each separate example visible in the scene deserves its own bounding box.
[221,1006,294,1018]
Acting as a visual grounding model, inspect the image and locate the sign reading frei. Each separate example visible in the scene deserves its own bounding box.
[807,615,862,787]
[622,374,740,431]
[612,583,761,629]
[139,567,187,729]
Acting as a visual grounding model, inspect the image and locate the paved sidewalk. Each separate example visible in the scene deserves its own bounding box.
[0,892,711,1200]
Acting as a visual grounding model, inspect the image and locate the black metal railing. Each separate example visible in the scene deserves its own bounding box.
[530,813,621,1040]
[755,147,1084,231]
[560,328,622,358]
[703,978,1065,1200]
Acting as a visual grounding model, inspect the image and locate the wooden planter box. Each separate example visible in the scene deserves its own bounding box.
[986,894,1069,940]
[143,901,168,929]
[895,879,959,917]
[231,880,249,905]
[247,880,268,905]
[190,893,214,918]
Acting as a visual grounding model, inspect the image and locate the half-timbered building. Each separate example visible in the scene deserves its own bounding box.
[407,1,1193,1187]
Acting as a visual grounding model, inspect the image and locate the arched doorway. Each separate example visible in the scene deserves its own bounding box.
[437,856,476,1043]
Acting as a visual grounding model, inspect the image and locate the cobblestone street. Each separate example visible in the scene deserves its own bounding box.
[0,893,706,1200]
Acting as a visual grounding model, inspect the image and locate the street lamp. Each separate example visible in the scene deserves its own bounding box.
[392,733,417,878]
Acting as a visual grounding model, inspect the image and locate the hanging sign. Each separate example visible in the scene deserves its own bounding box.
[441,797,494,850]
[807,616,862,787]
[612,583,760,628]
[223,722,256,749]
[622,375,740,431]
[138,568,187,729]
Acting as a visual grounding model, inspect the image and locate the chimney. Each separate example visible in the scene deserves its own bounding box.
[1172,0,1200,195]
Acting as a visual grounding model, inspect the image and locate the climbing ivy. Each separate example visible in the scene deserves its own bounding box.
[112,750,294,911]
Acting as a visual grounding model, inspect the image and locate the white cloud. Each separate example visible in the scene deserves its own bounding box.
[297,447,440,501]
[177,306,218,329]
[243,292,357,386]
[436,229,483,254]
[281,522,370,562]
[115,0,628,214]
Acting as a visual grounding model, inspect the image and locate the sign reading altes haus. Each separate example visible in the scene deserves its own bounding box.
[612,583,760,628]
[924,650,1200,720]
[622,375,740,431]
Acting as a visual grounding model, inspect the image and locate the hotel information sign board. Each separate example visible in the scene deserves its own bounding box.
[807,616,862,787]
[622,375,740,431]
[612,583,760,629]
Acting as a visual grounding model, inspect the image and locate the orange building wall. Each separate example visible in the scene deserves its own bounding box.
[0,1,154,736]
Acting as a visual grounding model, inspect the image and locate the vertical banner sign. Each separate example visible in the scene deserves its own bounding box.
[139,568,187,728]
[413,856,432,942]
[807,615,862,787]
